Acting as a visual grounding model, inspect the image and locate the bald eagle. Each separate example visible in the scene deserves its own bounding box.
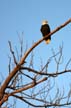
[40,20,51,44]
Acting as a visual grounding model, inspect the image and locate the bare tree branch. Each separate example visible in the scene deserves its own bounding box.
[0,18,71,107]
[20,18,71,65]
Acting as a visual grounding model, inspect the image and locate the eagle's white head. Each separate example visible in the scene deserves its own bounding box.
[42,20,48,25]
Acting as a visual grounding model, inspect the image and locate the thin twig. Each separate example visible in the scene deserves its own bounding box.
[8,41,17,65]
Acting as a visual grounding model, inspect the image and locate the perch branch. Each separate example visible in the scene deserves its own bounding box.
[0,18,71,104]
[20,18,71,65]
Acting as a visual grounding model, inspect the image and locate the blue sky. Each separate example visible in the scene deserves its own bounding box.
[0,0,71,107]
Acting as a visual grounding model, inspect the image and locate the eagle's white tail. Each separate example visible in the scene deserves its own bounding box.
[45,39,51,44]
